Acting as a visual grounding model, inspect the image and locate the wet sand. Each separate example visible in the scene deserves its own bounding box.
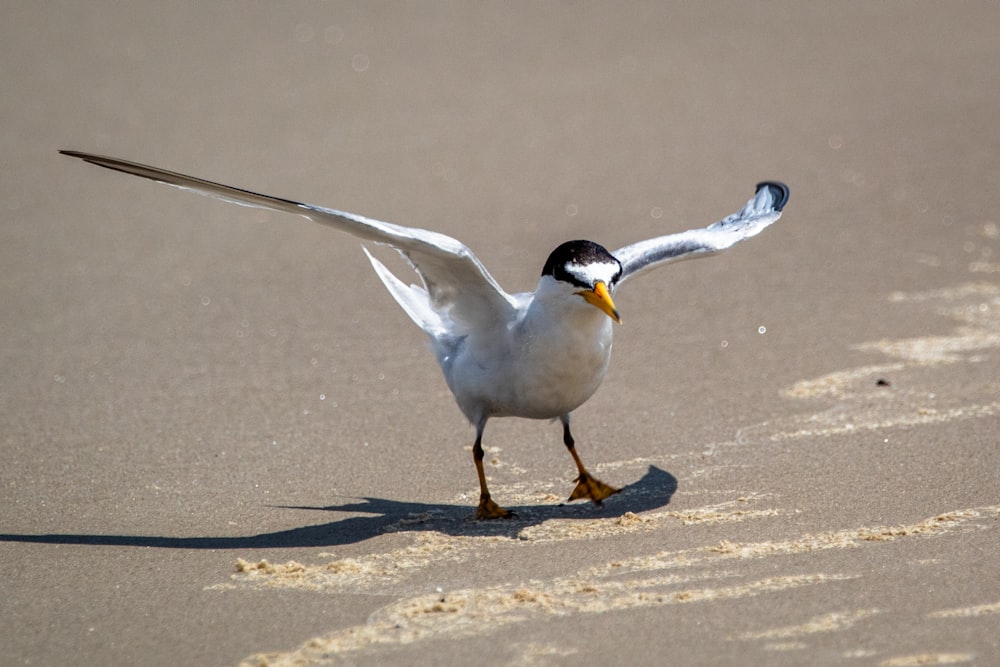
[2,3,999,665]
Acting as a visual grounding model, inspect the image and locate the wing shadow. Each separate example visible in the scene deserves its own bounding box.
[0,465,676,550]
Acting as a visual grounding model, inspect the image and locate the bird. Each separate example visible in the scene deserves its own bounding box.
[60,149,788,519]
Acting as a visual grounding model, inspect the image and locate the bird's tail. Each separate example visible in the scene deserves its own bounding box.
[363,246,445,336]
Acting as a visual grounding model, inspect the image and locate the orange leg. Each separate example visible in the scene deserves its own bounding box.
[472,423,513,520]
[562,417,619,505]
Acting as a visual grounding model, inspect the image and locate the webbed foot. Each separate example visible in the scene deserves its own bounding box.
[476,495,516,520]
[568,472,620,506]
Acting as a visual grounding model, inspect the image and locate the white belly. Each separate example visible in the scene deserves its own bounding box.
[443,306,614,422]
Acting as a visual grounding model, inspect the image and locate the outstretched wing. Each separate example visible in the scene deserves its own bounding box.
[613,181,789,287]
[60,150,517,333]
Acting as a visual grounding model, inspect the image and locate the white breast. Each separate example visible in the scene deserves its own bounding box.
[440,278,615,424]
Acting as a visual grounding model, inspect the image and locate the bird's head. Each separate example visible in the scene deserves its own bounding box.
[540,240,623,324]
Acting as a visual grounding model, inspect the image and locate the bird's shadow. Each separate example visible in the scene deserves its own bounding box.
[0,466,676,550]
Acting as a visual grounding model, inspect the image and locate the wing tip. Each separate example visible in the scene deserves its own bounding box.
[755,181,790,212]
[59,149,121,173]
[60,149,99,162]
[60,149,94,163]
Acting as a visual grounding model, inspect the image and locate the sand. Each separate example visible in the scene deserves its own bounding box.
[2,3,998,665]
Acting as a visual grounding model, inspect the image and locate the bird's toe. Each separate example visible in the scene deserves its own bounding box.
[476,495,515,520]
[568,472,620,506]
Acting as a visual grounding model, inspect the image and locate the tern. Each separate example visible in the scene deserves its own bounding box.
[61,150,788,519]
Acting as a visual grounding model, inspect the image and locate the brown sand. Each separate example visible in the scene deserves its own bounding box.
[2,3,999,665]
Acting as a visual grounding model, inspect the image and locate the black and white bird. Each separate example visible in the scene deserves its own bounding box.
[61,150,788,519]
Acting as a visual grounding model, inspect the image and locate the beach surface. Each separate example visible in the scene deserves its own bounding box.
[2,3,998,665]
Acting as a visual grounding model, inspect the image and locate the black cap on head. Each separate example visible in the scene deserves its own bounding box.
[541,240,622,289]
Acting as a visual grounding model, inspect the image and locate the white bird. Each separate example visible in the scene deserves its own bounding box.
[60,150,788,519]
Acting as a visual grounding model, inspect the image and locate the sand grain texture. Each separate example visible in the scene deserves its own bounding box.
[2,3,999,665]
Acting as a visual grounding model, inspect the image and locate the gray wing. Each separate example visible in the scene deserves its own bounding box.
[60,150,517,331]
[613,182,789,286]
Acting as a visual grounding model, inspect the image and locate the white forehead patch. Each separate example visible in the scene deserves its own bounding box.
[563,260,620,286]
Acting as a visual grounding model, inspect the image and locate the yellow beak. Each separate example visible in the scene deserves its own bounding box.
[578,281,622,324]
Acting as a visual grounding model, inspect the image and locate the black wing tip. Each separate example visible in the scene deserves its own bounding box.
[60,149,108,168]
[59,149,94,160]
[755,181,790,211]
[59,149,151,181]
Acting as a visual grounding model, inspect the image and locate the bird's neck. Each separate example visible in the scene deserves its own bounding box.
[523,276,613,339]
